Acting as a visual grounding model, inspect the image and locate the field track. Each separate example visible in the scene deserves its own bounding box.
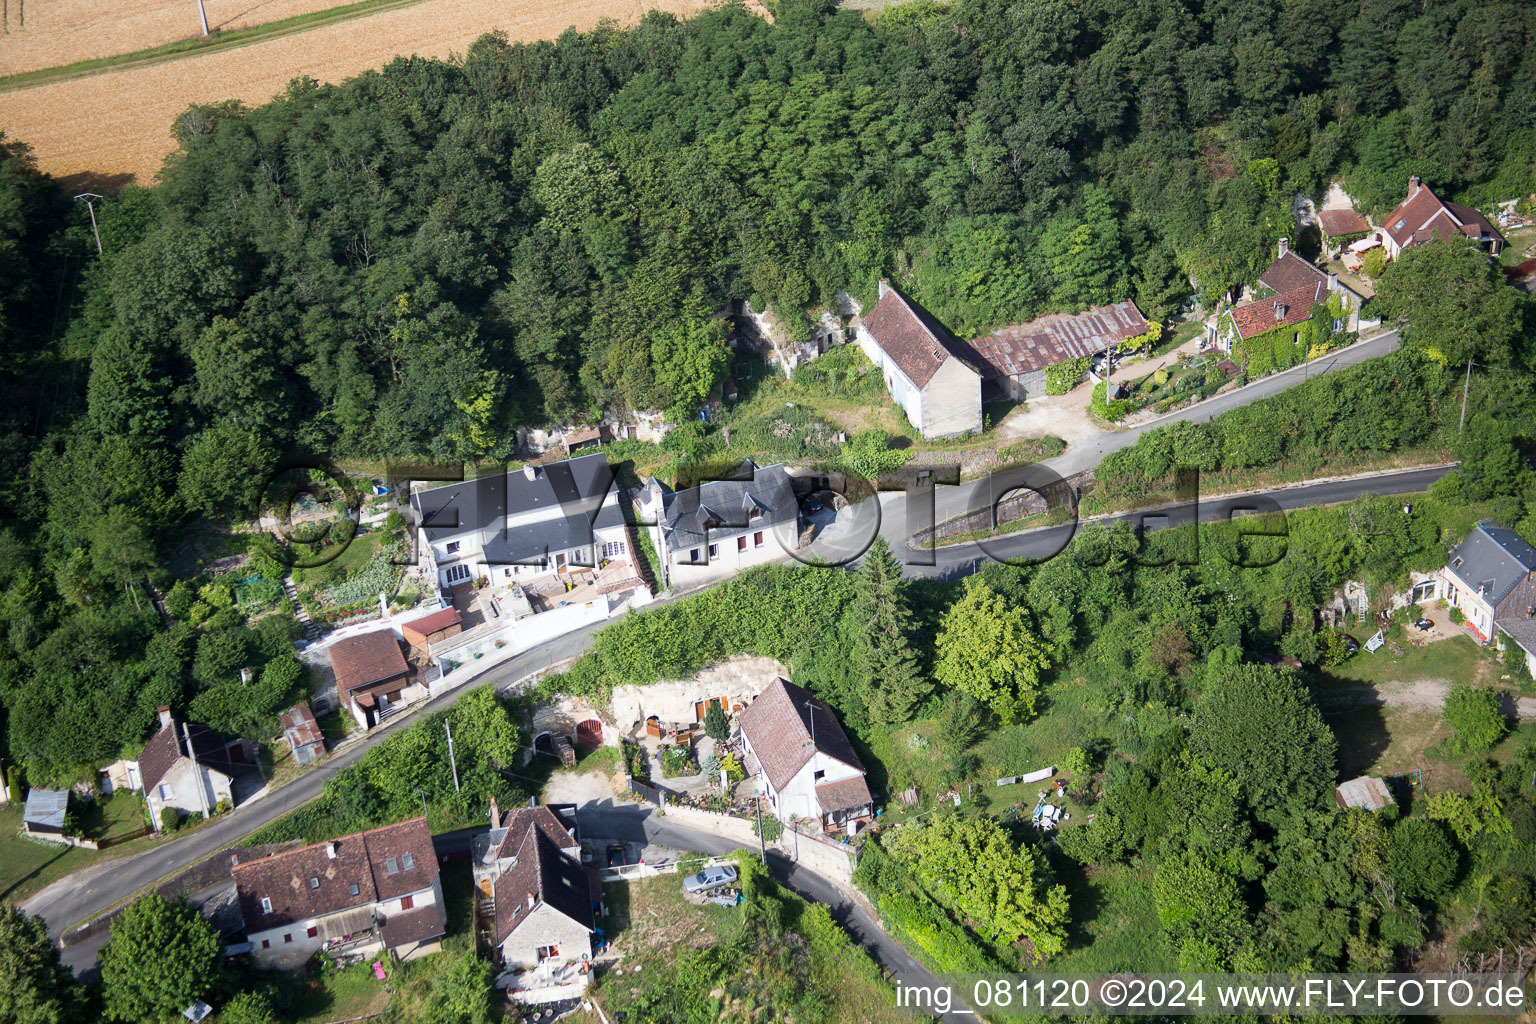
[0,0,715,186]
[0,0,371,76]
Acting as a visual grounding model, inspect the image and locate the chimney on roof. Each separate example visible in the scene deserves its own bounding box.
[523,464,537,482]
[1277,236,1289,258]
[1409,175,1422,195]
[240,667,254,685]
[489,796,499,828]
[1274,301,1287,321]
[158,705,173,729]
[1327,271,1339,291]
[230,852,239,867]
[877,279,891,299]
[326,842,336,860]
[526,892,536,910]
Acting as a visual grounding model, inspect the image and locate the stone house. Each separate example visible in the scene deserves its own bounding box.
[139,706,247,830]
[233,817,444,967]
[854,280,982,439]
[1209,239,1363,354]
[410,454,635,594]
[738,678,873,836]
[1375,177,1505,260]
[1440,521,1536,676]
[471,803,594,990]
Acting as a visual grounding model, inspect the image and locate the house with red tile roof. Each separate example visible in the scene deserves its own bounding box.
[327,629,412,730]
[469,801,594,993]
[232,817,444,966]
[854,281,982,440]
[738,678,872,836]
[1375,177,1505,260]
[1208,239,1363,355]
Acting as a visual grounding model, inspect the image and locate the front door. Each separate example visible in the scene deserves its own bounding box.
[555,553,567,569]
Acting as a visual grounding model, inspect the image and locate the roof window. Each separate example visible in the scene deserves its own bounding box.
[385,857,399,875]
[402,853,415,870]
[309,877,319,889]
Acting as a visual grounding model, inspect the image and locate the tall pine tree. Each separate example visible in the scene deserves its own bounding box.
[853,537,929,723]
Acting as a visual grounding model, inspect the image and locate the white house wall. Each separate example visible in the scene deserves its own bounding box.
[497,903,593,973]
[919,356,983,439]
[247,883,439,965]
[147,759,232,828]
[664,525,792,590]
[752,747,863,823]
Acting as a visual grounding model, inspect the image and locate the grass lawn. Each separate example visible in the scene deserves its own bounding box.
[1047,864,1169,973]
[0,791,153,905]
[1318,633,1490,690]
[294,531,381,586]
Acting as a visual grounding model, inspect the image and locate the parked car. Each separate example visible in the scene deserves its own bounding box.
[682,864,738,894]
[606,842,628,867]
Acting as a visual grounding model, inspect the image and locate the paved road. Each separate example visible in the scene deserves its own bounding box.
[27,329,1411,963]
[579,801,972,1023]
[24,627,607,943]
[906,463,1455,578]
[874,329,1402,550]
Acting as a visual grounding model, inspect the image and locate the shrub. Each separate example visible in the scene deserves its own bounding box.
[1386,818,1459,903]
[754,815,784,842]
[1089,380,1131,422]
[1442,683,1507,752]
[160,807,179,832]
[876,891,1006,972]
[1045,356,1091,395]
[1448,606,1464,624]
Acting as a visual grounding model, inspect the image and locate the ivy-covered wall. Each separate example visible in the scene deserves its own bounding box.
[1227,293,1350,378]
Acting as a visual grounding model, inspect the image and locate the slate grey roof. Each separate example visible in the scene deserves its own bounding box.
[1446,522,1536,608]
[658,461,797,549]
[493,823,593,946]
[23,788,68,831]
[412,454,623,564]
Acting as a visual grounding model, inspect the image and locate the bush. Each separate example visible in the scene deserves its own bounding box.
[160,807,179,832]
[1089,380,1131,422]
[1448,606,1464,624]
[876,891,1006,972]
[661,746,698,778]
[1386,818,1459,904]
[1442,683,1507,752]
[753,815,784,842]
[1045,357,1091,395]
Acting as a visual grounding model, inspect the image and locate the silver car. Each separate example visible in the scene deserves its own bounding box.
[682,864,738,894]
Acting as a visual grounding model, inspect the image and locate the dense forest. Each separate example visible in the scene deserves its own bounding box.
[0,0,1532,859]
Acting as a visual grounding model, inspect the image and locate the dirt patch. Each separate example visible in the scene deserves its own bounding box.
[0,0,719,183]
[1319,676,1536,719]
[993,386,1104,444]
[540,767,620,807]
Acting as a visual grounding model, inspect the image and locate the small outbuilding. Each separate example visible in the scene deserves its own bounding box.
[280,703,326,766]
[1334,776,1396,812]
[23,788,68,837]
[399,607,463,652]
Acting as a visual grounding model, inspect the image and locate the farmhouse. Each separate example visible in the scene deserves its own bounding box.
[854,280,982,439]
[1209,240,1362,354]
[1374,177,1505,260]
[1440,521,1536,677]
[233,817,444,967]
[328,629,416,730]
[139,706,249,831]
[637,460,799,590]
[738,678,873,836]
[963,300,1149,401]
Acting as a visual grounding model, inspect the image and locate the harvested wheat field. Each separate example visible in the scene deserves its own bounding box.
[0,0,717,185]
[0,0,367,76]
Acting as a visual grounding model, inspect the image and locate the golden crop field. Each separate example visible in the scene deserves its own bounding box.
[0,0,365,76]
[0,0,717,185]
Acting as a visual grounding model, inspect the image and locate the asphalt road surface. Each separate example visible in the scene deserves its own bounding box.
[25,625,607,943]
[579,801,974,1023]
[28,327,1414,972]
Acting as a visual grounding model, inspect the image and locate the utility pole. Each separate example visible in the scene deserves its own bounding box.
[417,787,429,822]
[755,801,767,862]
[195,0,209,35]
[1458,358,1473,436]
[73,193,102,254]
[445,720,460,793]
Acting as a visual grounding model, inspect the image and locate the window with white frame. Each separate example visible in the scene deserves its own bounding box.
[445,564,472,584]
[260,897,272,915]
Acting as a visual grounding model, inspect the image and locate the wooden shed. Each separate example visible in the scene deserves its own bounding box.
[400,607,463,651]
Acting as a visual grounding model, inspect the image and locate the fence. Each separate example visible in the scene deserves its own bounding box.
[597,854,735,884]
[626,777,680,806]
[911,470,1091,547]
